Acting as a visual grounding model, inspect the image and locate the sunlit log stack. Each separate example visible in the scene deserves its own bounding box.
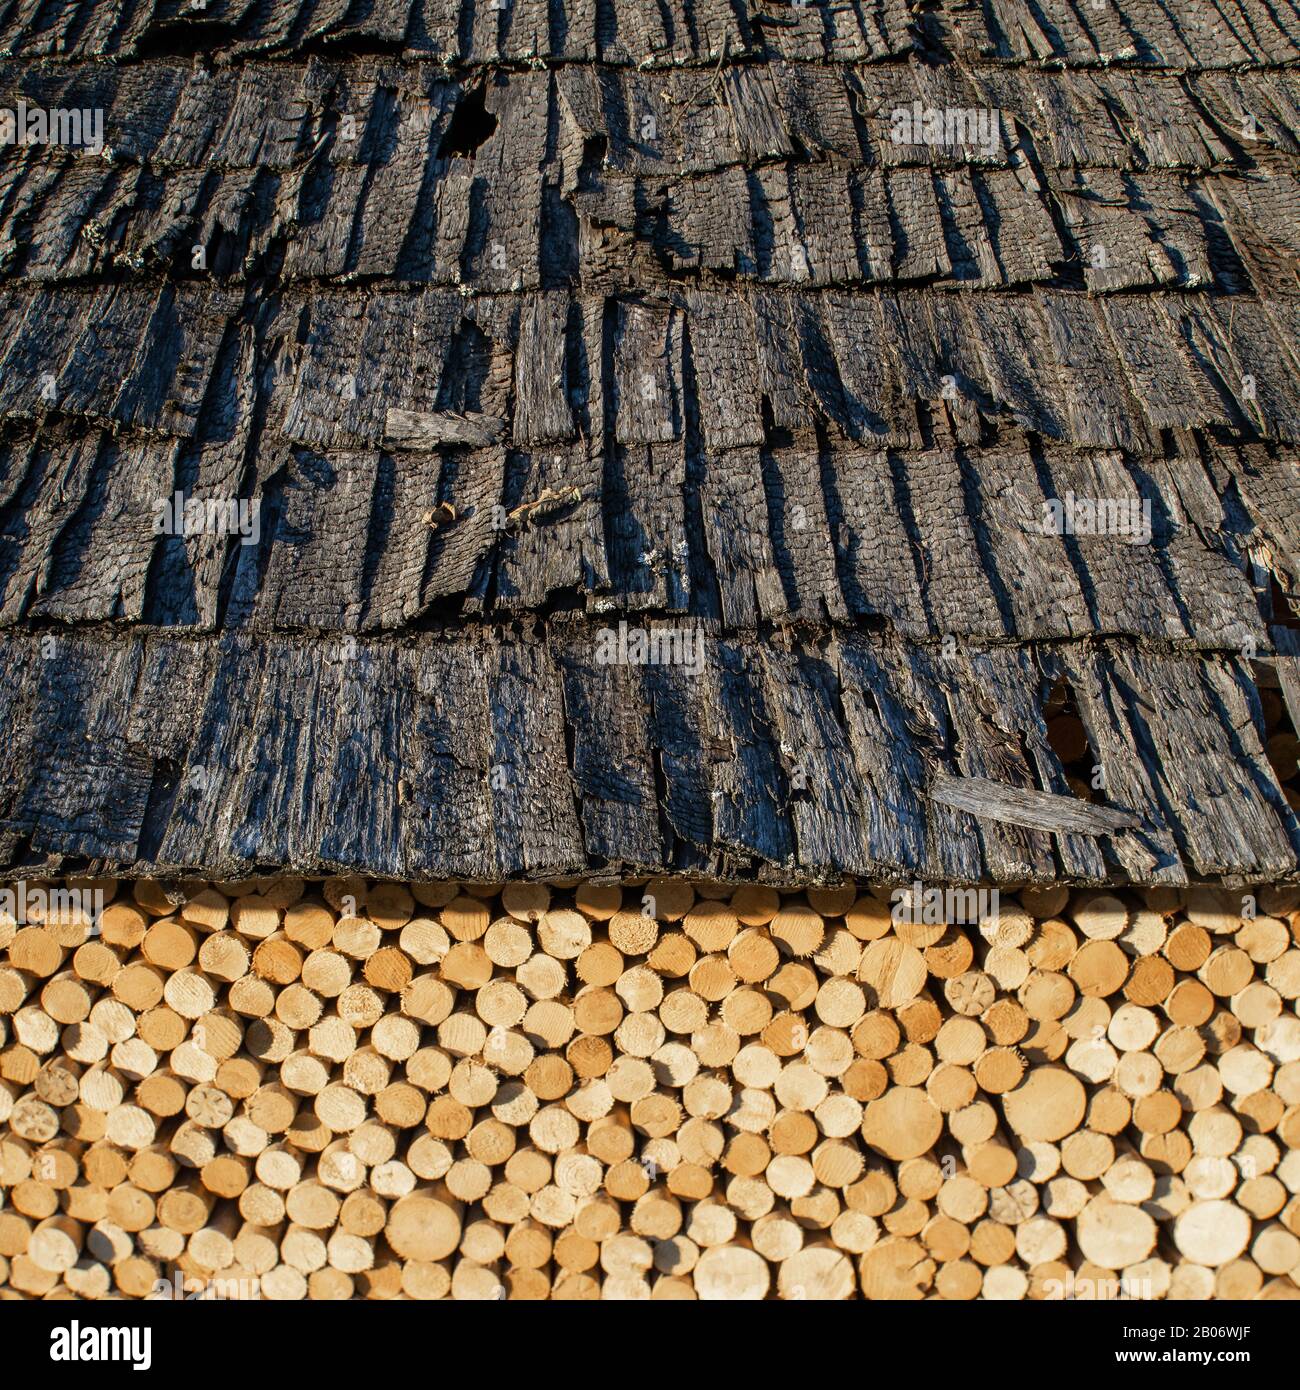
[1,872,1298,1301]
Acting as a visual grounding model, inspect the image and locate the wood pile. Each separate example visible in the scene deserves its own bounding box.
[2,874,1299,1301]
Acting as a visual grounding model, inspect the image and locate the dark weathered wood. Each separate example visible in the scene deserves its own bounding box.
[894,450,1006,639]
[488,637,586,875]
[708,639,795,868]
[14,636,153,862]
[0,434,103,624]
[760,439,848,625]
[663,167,756,276]
[830,635,927,878]
[1096,71,1231,168]
[1185,296,1300,443]
[1129,455,1268,652]
[1056,644,1187,886]
[513,294,575,446]
[554,625,663,867]
[959,448,1093,641]
[1037,291,1147,453]
[750,290,816,431]
[760,646,876,876]
[493,444,607,610]
[612,300,682,445]
[254,451,378,632]
[822,449,929,638]
[975,169,1063,288]
[697,446,787,629]
[1037,449,1188,643]
[0,8,1297,896]
[1108,645,1299,879]
[642,657,716,872]
[0,622,1294,884]
[935,170,1002,288]
[964,295,1068,441]
[685,291,764,449]
[886,169,951,282]
[973,644,1109,882]
[1269,628,1300,738]
[402,637,498,879]
[156,636,321,875]
[1100,296,1230,435]
[818,294,919,448]
[602,441,690,614]
[28,437,177,626]
[938,648,1059,882]
[148,321,261,631]
[724,65,794,164]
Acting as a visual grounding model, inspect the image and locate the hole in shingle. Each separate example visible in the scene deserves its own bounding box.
[437,83,497,159]
[1044,674,1102,805]
[759,394,793,450]
[582,133,608,172]
[1254,666,1300,814]
[1266,571,1300,632]
[436,321,493,415]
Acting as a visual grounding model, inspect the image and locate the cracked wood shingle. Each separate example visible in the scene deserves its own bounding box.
[939,647,1059,882]
[555,625,663,867]
[896,449,1007,640]
[1108,645,1299,879]
[493,444,607,609]
[822,449,928,638]
[1037,290,1148,453]
[401,638,498,879]
[254,450,378,632]
[14,637,152,861]
[685,290,764,449]
[762,439,848,625]
[760,646,877,877]
[708,638,795,867]
[960,448,1093,641]
[602,441,690,614]
[489,636,586,876]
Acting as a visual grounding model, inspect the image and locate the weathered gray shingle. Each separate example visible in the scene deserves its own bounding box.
[0,1,1298,884]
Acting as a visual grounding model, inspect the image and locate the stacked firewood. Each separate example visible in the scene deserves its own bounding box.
[1,875,1298,1300]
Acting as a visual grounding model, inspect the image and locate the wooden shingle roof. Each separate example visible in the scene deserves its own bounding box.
[2,0,1300,885]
